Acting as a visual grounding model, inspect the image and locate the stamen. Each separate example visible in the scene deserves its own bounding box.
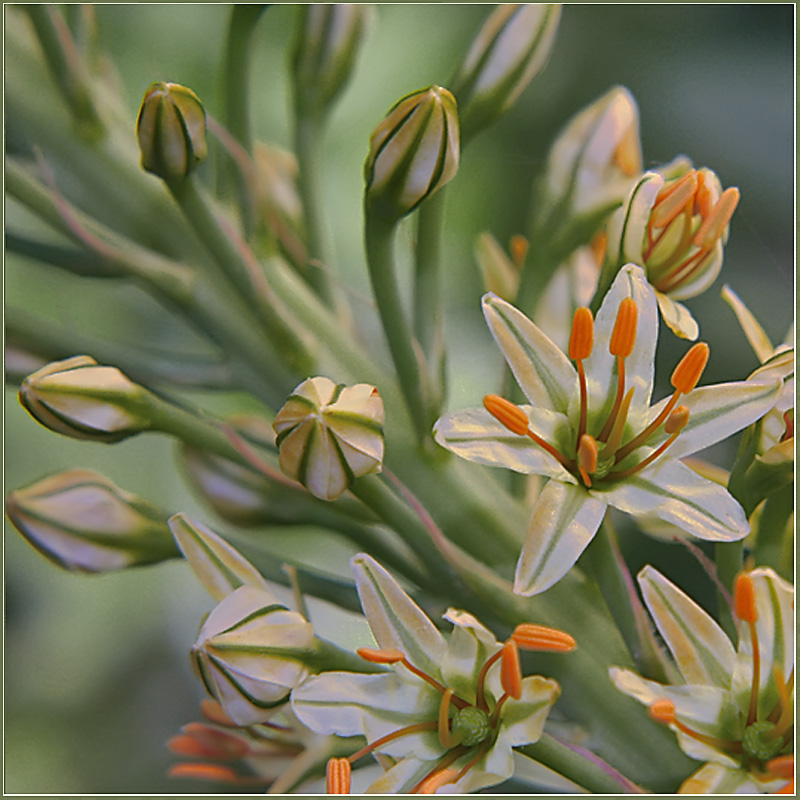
[765,667,794,739]
[348,721,439,764]
[734,572,761,726]
[603,387,635,457]
[651,171,698,229]
[417,768,459,794]
[500,640,522,700]
[766,755,795,780]
[483,394,575,471]
[569,307,594,360]
[577,434,598,487]
[452,742,492,786]
[483,394,529,436]
[326,757,351,794]
[509,234,528,269]
[609,298,638,358]
[357,646,405,664]
[670,342,710,394]
[610,406,689,480]
[170,724,249,760]
[693,187,740,250]
[511,624,576,652]
[693,171,713,217]
[475,649,504,712]
[169,763,241,782]
[648,699,744,754]
[200,698,237,727]
[409,748,467,794]
[438,688,456,748]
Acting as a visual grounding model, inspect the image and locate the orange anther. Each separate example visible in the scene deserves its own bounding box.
[648,699,676,725]
[177,723,249,760]
[651,171,698,229]
[511,624,576,652]
[500,640,522,700]
[418,768,459,794]
[664,405,690,435]
[326,757,352,794]
[509,234,529,269]
[483,394,530,436]
[694,172,713,217]
[578,434,598,476]
[766,755,795,780]
[569,307,594,360]
[357,646,405,664]
[670,342,709,394]
[693,187,740,249]
[609,298,638,358]
[169,763,241,782]
[200,699,237,727]
[734,572,758,623]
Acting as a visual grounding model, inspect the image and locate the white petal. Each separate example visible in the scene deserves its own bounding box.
[720,284,775,362]
[646,379,782,459]
[600,458,748,542]
[352,554,447,679]
[482,293,576,413]
[498,675,560,747]
[655,292,699,341]
[433,406,576,482]
[678,762,785,794]
[637,565,735,688]
[440,608,502,703]
[514,481,606,596]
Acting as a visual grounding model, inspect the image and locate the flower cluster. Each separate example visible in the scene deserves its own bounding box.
[5,4,793,796]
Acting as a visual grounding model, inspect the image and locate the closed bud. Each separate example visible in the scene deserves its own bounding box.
[291,4,372,118]
[191,585,315,726]
[19,356,153,443]
[542,86,642,222]
[5,468,178,572]
[364,86,459,222]
[273,377,384,501]
[474,232,521,301]
[136,81,208,182]
[452,4,561,142]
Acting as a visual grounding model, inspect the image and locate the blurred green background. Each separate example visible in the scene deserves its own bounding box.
[5,4,794,793]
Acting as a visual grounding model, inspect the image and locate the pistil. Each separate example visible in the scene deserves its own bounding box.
[610,405,688,479]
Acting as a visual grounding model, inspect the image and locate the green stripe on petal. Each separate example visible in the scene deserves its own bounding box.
[514,480,606,596]
[169,513,272,600]
[601,458,748,542]
[482,293,576,413]
[637,565,735,688]
[352,553,446,677]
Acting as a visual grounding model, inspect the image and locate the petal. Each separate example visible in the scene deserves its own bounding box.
[440,608,502,702]
[169,514,272,601]
[678,762,785,794]
[646,379,782,459]
[365,756,439,794]
[581,264,658,428]
[352,554,446,678]
[514,481,606,596]
[498,675,560,747]
[600,458,748,542]
[482,293,576,413]
[731,568,795,720]
[655,291,699,341]
[637,565,735,688]
[291,671,442,761]
[608,667,737,767]
[432,406,576,482]
[720,284,775,362]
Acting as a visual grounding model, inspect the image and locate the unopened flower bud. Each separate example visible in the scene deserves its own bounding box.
[136,81,208,181]
[19,356,153,443]
[475,232,521,301]
[273,377,384,501]
[291,4,372,118]
[452,4,561,142]
[192,585,315,726]
[606,165,740,301]
[364,86,459,222]
[5,468,178,572]
[541,86,642,224]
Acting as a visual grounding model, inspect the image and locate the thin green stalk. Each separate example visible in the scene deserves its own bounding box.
[753,483,793,579]
[364,214,429,442]
[715,539,744,639]
[518,734,644,794]
[413,188,445,357]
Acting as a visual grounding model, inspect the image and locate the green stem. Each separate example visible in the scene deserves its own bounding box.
[167,175,315,375]
[518,734,644,794]
[754,483,794,580]
[364,214,429,443]
[413,189,445,357]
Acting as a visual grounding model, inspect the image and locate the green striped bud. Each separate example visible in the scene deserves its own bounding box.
[273,377,384,501]
[452,4,561,142]
[191,585,315,726]
[136,81,208,181]
[19,356,153,443]
[364,85,459,223]
[6,469,178,572]
[291,4,372,118]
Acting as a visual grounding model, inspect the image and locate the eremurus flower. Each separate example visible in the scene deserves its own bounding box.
[292,554,571,793]
[610,566,794,793]
[433,264,783,595]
